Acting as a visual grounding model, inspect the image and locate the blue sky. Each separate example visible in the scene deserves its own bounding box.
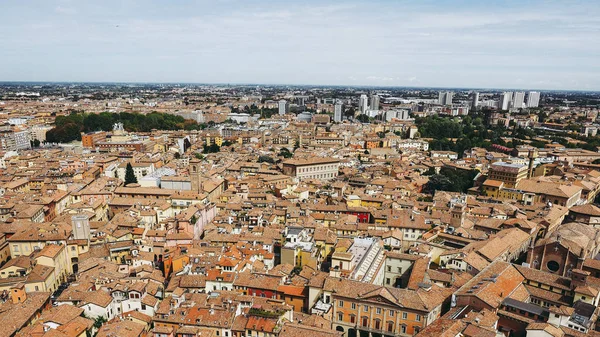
[1,0,599,90]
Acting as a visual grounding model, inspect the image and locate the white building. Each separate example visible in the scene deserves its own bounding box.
[499,92,513,110]
[438,91,453,105]
[527,91,541,108]
[383,252,418,287]
[333,101,343,122]
[228,113,258,124]
[358,94,368,114]
[472,92,479,109]
[512,91,525,109]
[385,109,411,121]
[397,139,429,152]
[278,100,289,115]
[369,94,380,111]
[0,129,31,151]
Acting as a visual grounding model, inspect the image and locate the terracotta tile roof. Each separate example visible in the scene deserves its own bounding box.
[527,323,565,337]
[279,322,342,337]
[97,320,145,337]
[455,261,524,309]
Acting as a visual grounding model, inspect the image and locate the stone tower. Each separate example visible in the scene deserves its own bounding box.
[189,158,202,194]
[450,204,466,228]
[527,149,538,178]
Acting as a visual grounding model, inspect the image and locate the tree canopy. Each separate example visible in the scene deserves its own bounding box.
[45,111,207,144]
[424,167,478,193]
[124,163,138,185]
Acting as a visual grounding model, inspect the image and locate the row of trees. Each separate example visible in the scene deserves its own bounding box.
[46,112,208,144]
[424,167,479,193]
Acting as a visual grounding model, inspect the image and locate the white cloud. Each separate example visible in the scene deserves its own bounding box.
[0,0,598,89]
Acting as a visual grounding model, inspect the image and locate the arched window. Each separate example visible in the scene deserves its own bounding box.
[374,319,381,330]
[362,316,369,327]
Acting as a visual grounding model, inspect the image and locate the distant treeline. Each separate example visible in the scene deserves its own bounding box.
[45,112,207,143]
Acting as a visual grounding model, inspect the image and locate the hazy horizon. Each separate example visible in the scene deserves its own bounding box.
[1,0,599,91]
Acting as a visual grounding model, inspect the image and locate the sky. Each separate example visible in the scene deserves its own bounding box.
[1,0,599,90]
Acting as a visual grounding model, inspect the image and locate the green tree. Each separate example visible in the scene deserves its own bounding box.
[356,114,369,123]
[203,143,220,153]
[258,155,276,164]
[424,167,478,194]
[124,163,138,185]
[279,148,293,159]
[93,316,107,329]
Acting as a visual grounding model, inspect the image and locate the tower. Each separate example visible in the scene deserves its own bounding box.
[369,94,380,111]
[472,92,479,109]
[189,158,202,194]
[527,149,538,178]
[278,100,289,115]
[71,214,90,241]
[450,204,465,228]
[333,100,343,122]
[512,92,525,109]
[438,91,453,105]
[499,92,512,110]
[527,91,540,108]
[359,94,368,114]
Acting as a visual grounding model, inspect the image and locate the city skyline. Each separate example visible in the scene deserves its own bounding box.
[1,0,599,90]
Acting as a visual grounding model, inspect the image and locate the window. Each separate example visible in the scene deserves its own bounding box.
[339,300,344,307]
[350,315,356,324]
[362,316,369,327]
[547,260,560,272]
[71,246,76,251]
[338,312,344,321]
[376,308,382,314]
[387,266,392,272]
[402,312,407,319]
[387,321,394,332]
[142,304,147,310]
[364,305,369,312]
[416,314,421,322]
[389,310,394,317]
[401,325,407,334]
[351,303,356,310]
[12,245,18,253]
[374,319,381,330]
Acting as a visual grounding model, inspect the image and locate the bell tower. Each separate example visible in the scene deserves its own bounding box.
[450,204,465,228]
[189,158,202,194]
